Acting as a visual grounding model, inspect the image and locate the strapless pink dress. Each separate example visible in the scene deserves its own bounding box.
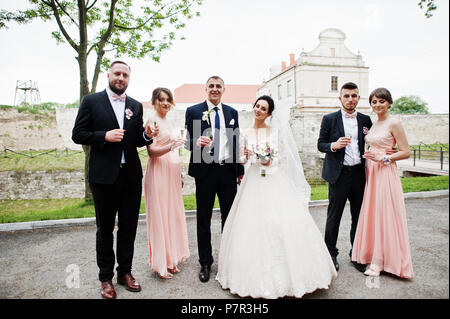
[351,129,414,278]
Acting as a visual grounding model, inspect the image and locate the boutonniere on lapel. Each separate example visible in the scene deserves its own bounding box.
[125,108,133,120]
[229,119,235,126]
[363,126,369,135]
[202,109,213,125]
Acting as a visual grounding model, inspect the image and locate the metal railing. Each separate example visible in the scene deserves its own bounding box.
[0,148,153,160]
[1,148,84,158]
[411,144,449,170]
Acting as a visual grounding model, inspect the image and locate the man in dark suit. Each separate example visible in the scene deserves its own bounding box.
[72,61,157,299]
[185,76,244,283]
[317,82,372,273]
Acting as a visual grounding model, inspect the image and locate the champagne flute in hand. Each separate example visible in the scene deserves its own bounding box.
[180,128,187,140]
[345,134,352,146]
[208,133,214,155]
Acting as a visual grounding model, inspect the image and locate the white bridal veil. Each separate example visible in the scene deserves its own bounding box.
[269,108,311,205]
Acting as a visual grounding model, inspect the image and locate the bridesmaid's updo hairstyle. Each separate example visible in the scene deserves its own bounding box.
[152,87,175,106]
[253,95,275,115]
[369,88,393,106]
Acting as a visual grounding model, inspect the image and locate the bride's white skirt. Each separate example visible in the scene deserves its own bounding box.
[216,165,337,299]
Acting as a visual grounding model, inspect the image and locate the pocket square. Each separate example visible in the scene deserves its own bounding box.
[229,119,235,126]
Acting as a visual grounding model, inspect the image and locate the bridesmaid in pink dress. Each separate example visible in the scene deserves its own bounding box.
[143,87,190,279]
[352,88,414,279]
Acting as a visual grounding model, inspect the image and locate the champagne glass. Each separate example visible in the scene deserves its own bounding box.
[345,134,352,145]
[242,135,249,160]
[180,128,187,140]
[209,134,214,153]
[208,133,214,146]
[148,121,157,140]
[174,128,187,153]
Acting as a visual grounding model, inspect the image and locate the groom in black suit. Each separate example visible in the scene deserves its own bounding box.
[317,82,372,272]
[185,76,244,282]
[72,61,156,299]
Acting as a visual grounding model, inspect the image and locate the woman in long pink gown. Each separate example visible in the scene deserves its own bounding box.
[143,87,190,279]
[352,88,414,279]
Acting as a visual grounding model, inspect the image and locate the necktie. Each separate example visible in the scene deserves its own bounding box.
[112,93,126,102]
[344,112,357,119]
[213,106,220,163]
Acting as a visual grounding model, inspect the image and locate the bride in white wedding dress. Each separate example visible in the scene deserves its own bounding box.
[216,96,337,299]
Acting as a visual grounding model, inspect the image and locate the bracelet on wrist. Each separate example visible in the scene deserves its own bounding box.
[382,155,391,165]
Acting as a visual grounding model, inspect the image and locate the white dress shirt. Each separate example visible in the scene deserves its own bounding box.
[206,99,231,162]
[341,110,361,166]
[106,87,126,164]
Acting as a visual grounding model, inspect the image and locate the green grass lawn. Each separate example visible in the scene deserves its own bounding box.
[0,175,447,224]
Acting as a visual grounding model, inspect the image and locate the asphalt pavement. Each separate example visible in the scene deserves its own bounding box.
[0,191,448,301]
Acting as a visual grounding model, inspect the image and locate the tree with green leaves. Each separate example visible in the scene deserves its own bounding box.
[418,0,437,18]
[390,95,430,114]
[0,0,203,201]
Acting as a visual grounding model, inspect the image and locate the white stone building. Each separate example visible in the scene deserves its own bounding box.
[258,28,370,114]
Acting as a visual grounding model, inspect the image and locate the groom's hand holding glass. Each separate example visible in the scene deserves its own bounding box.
[105,129,126,142]
[196,135,213,147]
[331,136,351,151]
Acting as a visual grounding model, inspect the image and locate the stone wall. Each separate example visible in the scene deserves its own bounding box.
[0,170,85,200]
[0,169,197,200]
[288,109,449,180]
[0,108,66,150]
[56,107,449,152]
[1,108,447,199]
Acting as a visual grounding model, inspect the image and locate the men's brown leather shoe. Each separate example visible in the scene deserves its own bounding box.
[117,273,141,292]
[101,280,116,299]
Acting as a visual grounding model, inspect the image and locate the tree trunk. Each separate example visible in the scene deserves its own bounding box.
[77,55,92,202]
[90,47,105,94]
[77,0,92,202]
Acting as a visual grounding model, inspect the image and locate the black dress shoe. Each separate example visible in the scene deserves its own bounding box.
[332,256,339,271]
[349,249,366,272]
[199,264,211,283]
[351,261,366,273]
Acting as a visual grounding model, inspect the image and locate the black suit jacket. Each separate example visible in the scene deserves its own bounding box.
[72,90,152,184]
[185,101,244,179]
[317,110,372,184]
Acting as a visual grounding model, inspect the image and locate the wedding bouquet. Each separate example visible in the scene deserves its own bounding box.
[252,142,277,162]
[251,143,277,176]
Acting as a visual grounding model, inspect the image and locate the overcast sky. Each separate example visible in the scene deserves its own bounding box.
[1,0,449,113]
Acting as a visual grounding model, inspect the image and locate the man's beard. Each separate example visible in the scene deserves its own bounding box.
[109,81,127,95]
[341,103,357,113]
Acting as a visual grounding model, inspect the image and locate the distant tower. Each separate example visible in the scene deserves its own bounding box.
[14,80,41,107]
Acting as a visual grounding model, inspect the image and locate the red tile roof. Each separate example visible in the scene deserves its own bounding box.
[174,84,260,104]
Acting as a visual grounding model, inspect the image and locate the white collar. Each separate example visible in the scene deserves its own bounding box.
[106,87,126,99]
[341,108,357,118]
[206,99,222,111]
